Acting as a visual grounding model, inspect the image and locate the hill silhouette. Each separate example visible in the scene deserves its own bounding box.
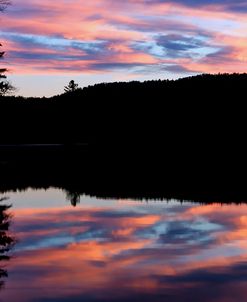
[0,73,246,145]
[1,73,247,202]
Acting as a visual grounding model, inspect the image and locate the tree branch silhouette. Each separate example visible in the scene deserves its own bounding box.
[0,197,15,290]
[0,1,15,96]
[64,80,79,93]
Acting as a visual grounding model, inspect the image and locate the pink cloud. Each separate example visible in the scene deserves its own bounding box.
[1,0,247,95]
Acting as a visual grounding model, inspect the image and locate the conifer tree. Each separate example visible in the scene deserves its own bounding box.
[0,1,15,96]
[0,197,14,290]
[64,80,79,93]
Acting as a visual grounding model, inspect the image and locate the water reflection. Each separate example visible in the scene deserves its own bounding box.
[0,197,15,290]
[3,190,247,301]
[65,190,81,207]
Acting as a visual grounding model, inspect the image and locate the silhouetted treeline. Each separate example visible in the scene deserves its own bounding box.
[0,152,247,203]
[1,73,247,202]
[0,73,246,145]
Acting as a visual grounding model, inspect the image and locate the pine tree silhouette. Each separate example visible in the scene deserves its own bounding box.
[64,80,79,93]
[0,1,15,96]
[0,197,15,290]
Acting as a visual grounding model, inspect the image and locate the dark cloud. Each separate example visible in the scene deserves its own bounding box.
[145,0,247,13]
[132,63,198,75]
[156,34,208,58]
[89,62,143,70]
[157,34,205,51]
[164,64,196,73]
[202,46,236,65]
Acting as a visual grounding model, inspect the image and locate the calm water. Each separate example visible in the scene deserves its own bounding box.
[1,189,247,302]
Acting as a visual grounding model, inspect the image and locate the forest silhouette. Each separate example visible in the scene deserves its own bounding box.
[0,73,246,144]
[1,73,247,203]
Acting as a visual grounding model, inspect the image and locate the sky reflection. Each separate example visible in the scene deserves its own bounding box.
[1,190,247,301]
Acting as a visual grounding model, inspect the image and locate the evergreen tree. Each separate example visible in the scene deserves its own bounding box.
[64,80,79,93]
[0,44,14,96]
[0,44,7,79]
[0,1,15,96]
[0,197,14,290]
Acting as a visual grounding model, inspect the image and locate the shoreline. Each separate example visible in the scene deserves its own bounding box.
[0,150,246,203]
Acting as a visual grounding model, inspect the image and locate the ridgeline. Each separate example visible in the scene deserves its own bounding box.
[0,73,246,144]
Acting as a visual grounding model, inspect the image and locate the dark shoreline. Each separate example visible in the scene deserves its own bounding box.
[0,145,247,204]
[1,74,247,203]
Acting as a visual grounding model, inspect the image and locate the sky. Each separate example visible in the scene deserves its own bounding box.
[1,0,247,97]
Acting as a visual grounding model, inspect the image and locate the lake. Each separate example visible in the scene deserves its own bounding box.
[1,188,247,302]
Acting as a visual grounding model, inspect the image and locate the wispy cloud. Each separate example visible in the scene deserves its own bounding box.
[1,0,247,95]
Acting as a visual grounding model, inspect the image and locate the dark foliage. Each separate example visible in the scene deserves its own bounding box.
[0,73,246,144]
[0,143,247,204]
[0,197,14,290]
[0,43,7,94]
[0,2,14,96]
[64,80,79,93]
[1,73,247,202]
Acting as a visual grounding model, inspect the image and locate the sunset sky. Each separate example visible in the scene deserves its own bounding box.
[1,0,247,96]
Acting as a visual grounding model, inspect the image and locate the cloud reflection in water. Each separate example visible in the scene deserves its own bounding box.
[3,191,247,302]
